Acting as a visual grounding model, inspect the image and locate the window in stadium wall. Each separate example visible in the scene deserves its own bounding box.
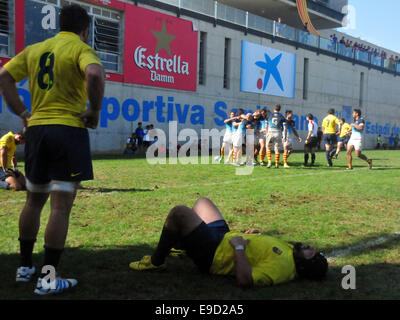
[0,0,12,57]
[24,0,123,73]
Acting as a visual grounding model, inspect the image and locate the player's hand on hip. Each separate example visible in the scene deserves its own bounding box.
[76,109,100,129]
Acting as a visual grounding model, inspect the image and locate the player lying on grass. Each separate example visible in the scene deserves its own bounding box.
[129,197,328,287]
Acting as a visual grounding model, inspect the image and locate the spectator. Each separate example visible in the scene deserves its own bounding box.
[124,133,137,154]
[304,22,309,34]
[275,17,283,37]
[143,125,151,150]
[376,134,382,149]
[388,134,395,149]
[135,122,144,150]
[149,124,155,145]
[389,55,395,70]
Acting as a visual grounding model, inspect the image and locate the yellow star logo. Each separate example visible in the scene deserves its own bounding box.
[151,20,176,56]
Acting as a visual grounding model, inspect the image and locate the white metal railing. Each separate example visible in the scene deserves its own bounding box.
[154,0,399,74]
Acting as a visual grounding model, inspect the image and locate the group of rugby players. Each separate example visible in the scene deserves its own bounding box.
[217,104,373,170]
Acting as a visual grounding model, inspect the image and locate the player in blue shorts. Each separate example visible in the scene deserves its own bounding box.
[265,104,287,168]
[282,110,302,168]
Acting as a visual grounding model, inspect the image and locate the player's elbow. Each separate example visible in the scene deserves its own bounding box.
[237,276,254,288]
[235,272,254,288]
[85,64,105,84]
[0,69,14,92]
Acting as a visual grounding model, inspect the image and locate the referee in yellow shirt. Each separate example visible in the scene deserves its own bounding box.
[0,4,105,295]
[321,108,340,167]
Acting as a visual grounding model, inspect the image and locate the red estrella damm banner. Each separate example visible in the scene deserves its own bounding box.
[124,5,198,92]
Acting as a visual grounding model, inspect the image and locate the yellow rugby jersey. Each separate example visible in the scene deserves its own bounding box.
[4,32,102,128]
[0,132,16,169]
[322,114,340,134]
[210,232,296,286]
[340,123,351,137]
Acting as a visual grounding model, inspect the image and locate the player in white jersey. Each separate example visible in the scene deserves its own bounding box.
[231,109,246,166]
[216,111,236,164]
[346,109,372,170]
[304,114,318,166]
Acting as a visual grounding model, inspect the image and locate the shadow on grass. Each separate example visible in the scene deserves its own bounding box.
[1,233,399,300]
[79,186,154,193]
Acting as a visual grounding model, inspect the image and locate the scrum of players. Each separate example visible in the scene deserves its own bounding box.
[216,105,372,170]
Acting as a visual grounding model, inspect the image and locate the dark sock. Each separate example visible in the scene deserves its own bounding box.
[19,238,36,267]
[330,149,337,157]
[304,153,309,165]
[311,153,316,164]
[326,151,331,162]
[151,227,180,266]
[40,246,64,277]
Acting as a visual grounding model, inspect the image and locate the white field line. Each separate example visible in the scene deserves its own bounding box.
[326,232,400,261]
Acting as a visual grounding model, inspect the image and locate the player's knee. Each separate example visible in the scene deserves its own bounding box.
[168,205,190,221]
[195,197,212,207]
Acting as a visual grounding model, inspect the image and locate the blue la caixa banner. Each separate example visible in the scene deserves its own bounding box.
[240,41,296,99]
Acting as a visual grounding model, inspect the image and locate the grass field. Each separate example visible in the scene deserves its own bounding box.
[0,150,399,300]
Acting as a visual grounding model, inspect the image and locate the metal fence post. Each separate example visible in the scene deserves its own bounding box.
[245,11,248,36]
[214,1,217,27]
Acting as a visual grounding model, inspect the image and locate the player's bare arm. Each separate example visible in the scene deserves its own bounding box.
[229,236,253,287]
[0,69,30,126]
[243,229,262,234]
[351,123,364,131]
[1,146,9,171]
[293,127,302,142]
[224,117,235,123]
[233,121,240,127]
[76,64,105,129]
[11,154,17,170]
[305,130,312,143]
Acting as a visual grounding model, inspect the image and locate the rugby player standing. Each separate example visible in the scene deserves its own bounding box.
[0,4,105,295]
[265,105,287,169]
[346,109,372,170]
[282,110,302,168]
[321,109,340,167]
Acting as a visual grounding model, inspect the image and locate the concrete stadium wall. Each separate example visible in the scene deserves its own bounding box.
[1,2,399,155]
